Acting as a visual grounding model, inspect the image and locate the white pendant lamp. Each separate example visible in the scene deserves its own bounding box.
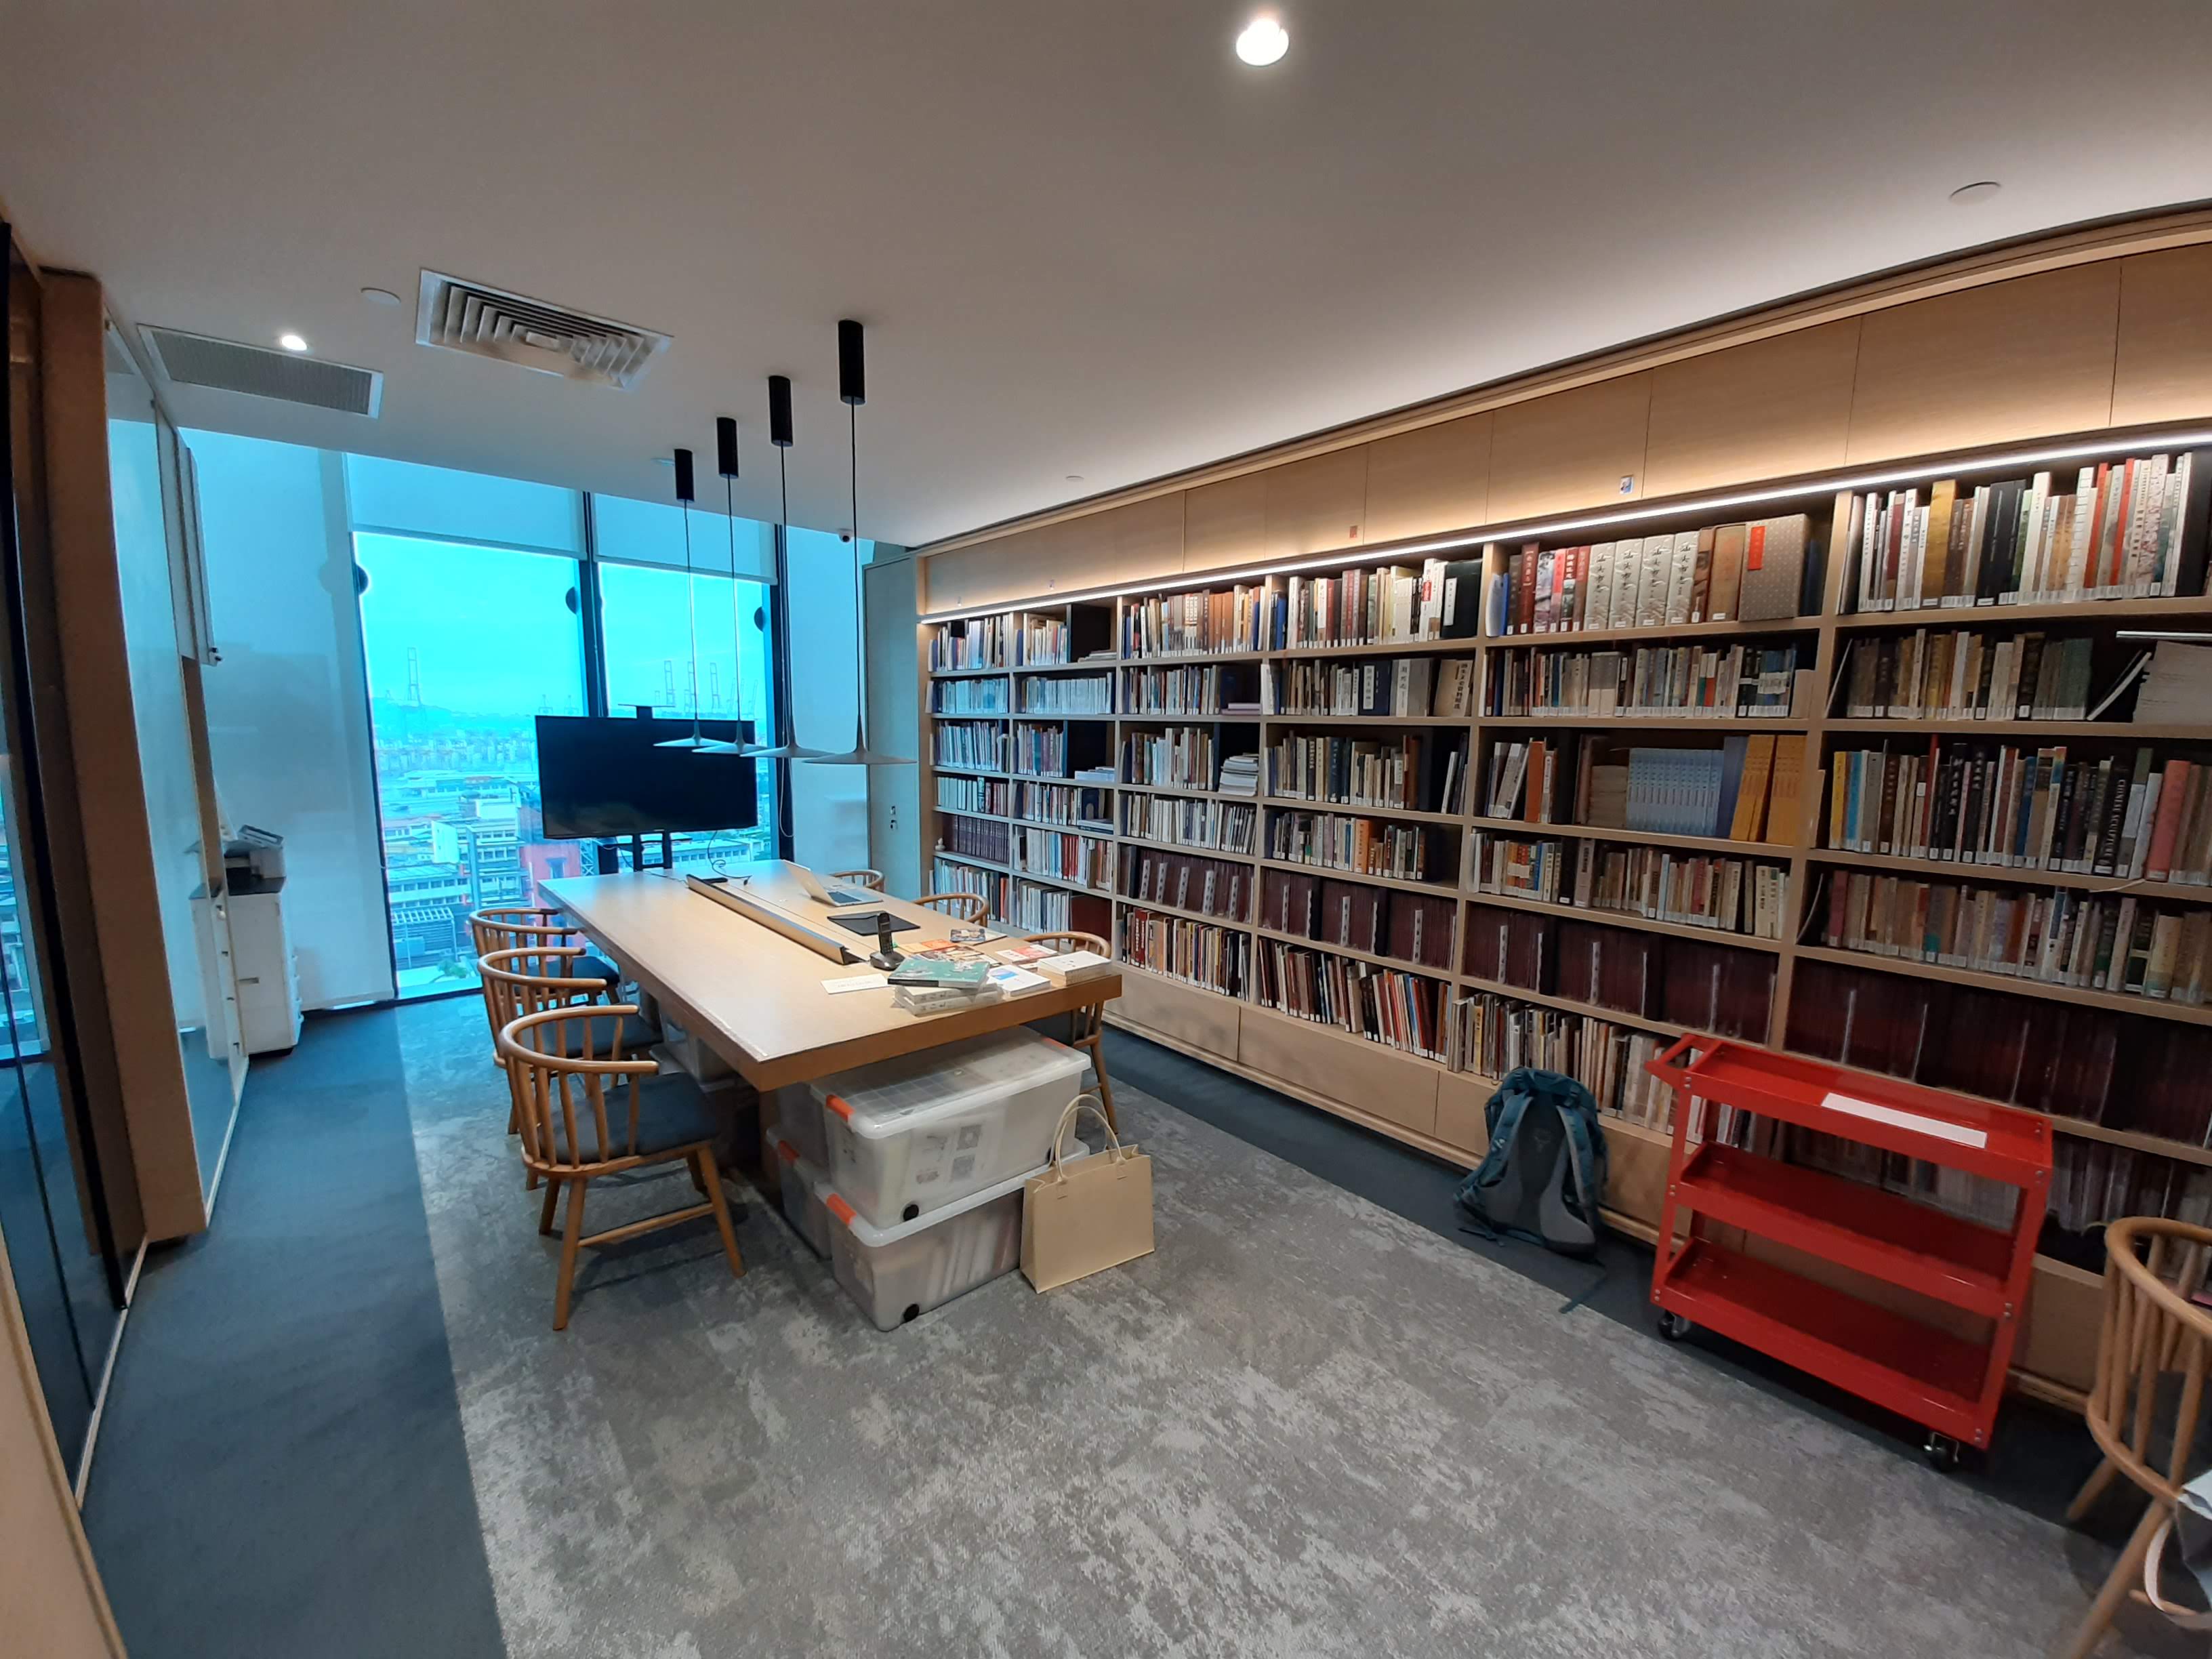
[806,319,912,768]
[653,446,714,749]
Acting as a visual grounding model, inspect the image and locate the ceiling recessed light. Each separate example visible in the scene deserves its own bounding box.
[1949,180,2001,205]
[277,332,309,352]
[359,287,402,307]
[1065,474,1085,483]
[1234,13,1288,66]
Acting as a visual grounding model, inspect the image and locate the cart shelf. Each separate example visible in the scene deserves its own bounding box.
[1660,1241,1992,1441]
[1675,1143,2015,1317]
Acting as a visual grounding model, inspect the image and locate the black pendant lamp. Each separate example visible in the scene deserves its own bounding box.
[806,319,912,767]
[696,416,776,757]
[653,447,713,748]
[734,374,823,760]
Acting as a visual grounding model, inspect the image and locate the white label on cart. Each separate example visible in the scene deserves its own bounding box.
[1818,1091,1986,1149]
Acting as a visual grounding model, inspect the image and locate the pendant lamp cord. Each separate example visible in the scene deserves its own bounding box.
[681,503,701,737]
[849,399,868,750]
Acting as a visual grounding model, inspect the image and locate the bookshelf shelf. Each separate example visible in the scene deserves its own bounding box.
[1116,892,1256,930]
[1121,650,1268,665]
[1255,924,1447,977]
[932,850,1012,876]
[1822,718,2209,740]
[930,765,1012,779]
[1013,660,1114,674]
[1259,857,1457,898]
[934,806,1012,825]
[1008,868,1113,898]
[1264,794,1462,826]
[928,664,1011,679]
[1831,594,2212,631]
[1806,844,2212,901]
[1517,615,1820,647]
[1119,781,1256,804]
[1263,712,1469,728]
[1456,972,1689,1040]
[1121,834,1258,861]
[1476,817,1791,858]
[1462,884,1787,952]
[1483,714,1810,733]
[1273,636,1484,660]
[1793,943,2212,1027]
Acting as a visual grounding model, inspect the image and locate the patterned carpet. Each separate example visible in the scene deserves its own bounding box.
[397,995,2139,1657]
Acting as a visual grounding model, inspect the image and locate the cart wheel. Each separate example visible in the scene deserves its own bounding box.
[1655,1309,1693,1343]
[1921,1432,1962,1472]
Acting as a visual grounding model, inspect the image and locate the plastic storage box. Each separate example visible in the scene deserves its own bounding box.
[769,1084,831,1171]
[825,1148,1088,1331]
[810,1028,1088,1229]
[770,1137,833,1258]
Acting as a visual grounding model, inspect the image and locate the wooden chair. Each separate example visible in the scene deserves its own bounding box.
[2060,1216,2212,1658]
[479,946,659,1188]
[828,868,884,891]
[469,907,619,1060]
[498,1004,744,1330]
[914,890,989,926]
[1019,930,1116,1130]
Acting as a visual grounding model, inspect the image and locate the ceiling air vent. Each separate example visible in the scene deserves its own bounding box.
[140,327,383,416]
[415,270,670,390]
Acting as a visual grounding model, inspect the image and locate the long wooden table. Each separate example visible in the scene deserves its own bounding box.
[541,865,1120,1090]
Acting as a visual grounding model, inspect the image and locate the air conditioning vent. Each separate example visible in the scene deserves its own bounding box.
[140,327,383,416]
[415,270,670,390]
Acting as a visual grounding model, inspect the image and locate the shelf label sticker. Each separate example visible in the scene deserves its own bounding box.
[1818,1090,1986,1149]
[1746,524,1767,571]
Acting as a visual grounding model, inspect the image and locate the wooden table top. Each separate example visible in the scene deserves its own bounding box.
[542,863,1120,1090]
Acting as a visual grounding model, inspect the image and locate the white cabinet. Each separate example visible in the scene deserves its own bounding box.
[228,884,302,1054]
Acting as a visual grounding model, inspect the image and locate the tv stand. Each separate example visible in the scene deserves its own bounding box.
[594,832,676,876]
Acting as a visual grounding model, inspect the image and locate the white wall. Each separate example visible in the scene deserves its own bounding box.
[785,528,869,873]
[189,433,394,1008]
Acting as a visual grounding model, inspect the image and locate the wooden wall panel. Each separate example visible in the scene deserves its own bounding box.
[1644,319,1862,497]
[922,491,1184,611]
[1433,1071,1490,1158]
[1239,1005,1437,1136]
[1604,1130,1671,1231]
[1183,449,1368,576]
[1182,470,1266,573]
[1362,412,1492,546]
[1485,373,1653,523]
[2112,244,2212,426]
[1113,967,1238,1060]
[1845,264,2121,463]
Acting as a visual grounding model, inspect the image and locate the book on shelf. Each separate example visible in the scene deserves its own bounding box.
[1122,584,1271,657]
[1261,869,1455,970]
[2136,641,2212,726]
[1818,867,2211,1004]
[1466,828,1788,939]
[1120,845,1252,922]
[930,615,1008,673]
[1120,907,1250,995]
[1217,753,1261,797]
[1270,808,1444,882]
[1841,448,2212,612]
[1480,512,1813,636]
[1451,990,1677,1129]
[1269,656,1437,717]
[1256,939,1448,1060]
[1483,732,1803,845]
[1272,559,1455,650]
[1460,903,1775,1037]
[1482,641,1801,718]
[1268,730,1465,815]
[1838,629,2102,721]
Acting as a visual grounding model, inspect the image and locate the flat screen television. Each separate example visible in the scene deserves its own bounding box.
[535,716,760,840]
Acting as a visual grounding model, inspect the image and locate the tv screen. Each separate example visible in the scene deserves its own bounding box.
[535,716,760,840]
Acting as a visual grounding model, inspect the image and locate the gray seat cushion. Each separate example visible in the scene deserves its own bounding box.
[560,1010,659,1061]
[547,1071,716,1164]
[573,955,622,987]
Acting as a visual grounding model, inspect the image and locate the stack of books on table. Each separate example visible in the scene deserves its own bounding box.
[889,948,1052,1013]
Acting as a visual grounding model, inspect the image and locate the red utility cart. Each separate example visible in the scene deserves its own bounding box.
[1643,1036,2050,1467]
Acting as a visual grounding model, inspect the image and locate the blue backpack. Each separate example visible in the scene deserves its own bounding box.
[1454,1067,1610,1258]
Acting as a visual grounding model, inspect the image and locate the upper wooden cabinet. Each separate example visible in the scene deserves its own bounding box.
[1845,264,2120,463]
[1645,319,1862,497]
[1185,447,1368,573]
[1362,412,1492,546]
[2112,244,2212,427]
[923,492,1184,611]
[1486,373,1653,523]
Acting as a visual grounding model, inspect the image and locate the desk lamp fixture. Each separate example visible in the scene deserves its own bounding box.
[653,447,713,748]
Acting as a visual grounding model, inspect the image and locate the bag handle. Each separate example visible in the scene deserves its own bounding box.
[1044,1092,1125,1183]
[2142,1514,2212,1630]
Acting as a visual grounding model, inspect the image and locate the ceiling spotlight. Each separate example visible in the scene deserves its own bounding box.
[1949,180,2001,205]
[1065,474,1086,483]
[1235,13,1289,66]
[278,332,309,352]
[359,287,402,307]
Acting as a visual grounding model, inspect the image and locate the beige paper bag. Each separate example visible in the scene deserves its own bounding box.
[1022,1094,1154,1292]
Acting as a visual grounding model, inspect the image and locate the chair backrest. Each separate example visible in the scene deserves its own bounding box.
[470,905,580,956]
[2087,1216,2212,1507]
[497,1006,660,1174]
[480,945,608,1035]
[915,891,989,926]
[1019,930,1109,958]
[828,868,884,891]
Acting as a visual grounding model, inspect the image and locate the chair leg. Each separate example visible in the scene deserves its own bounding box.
[695,1149,745,1281]
[1086,1034,1117,1132]
[2058,1496,2167,1659]
[537,1175,562,1237]
[2066,1456,2125,1525]
[554,1177,588,1331]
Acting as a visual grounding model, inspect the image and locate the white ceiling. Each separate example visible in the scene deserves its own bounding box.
[5,1,2211,548]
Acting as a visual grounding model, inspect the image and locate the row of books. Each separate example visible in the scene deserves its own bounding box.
[1267,810,1446,884]
[1466,830,1788,939]
[1118,909,1248,996]
[1265,732,1467,815]
[1272,560,1454,650]
[1011,723,1073,778]
[1841,450,2210,612]
[1481,514,1812,636]
[1819,871,2211,1004]
[936,774,1009,817]
[1015,829,1113,892]
[2047,1139,2212,1243]
[1121,584,1271,657]
[1786,956,2212,1145]
[1837,630,2102,721]
[1012,613,1071,666]
[930,857,1004,920]
[1120,663,1261,716]
[931,677,1008,715]
[1827,744,2212,882]
[1450,991,1675,1128]
[1463,907,1776,1040]
[1121,792,1256,853]
[1119,846,1254,923]
[1122,726,1227,790]
[1260,868,1456,970]
[1018,781,1113,831]
[1002,878,1081,933]
[1256,942,1448,1061]
[937,816,1008,866]
[931,720,1004,771]
[1017,674,1111,715]
[1483,642,1801,719]
[1486,733,1804,844]
[1269,656,1463,718]
[929,617,1007,673]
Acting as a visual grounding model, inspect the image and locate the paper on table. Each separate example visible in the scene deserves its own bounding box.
[1818,1090,1987,1149]
[822,973,888,994]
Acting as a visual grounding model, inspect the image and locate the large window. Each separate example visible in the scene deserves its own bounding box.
[354,533,590,996]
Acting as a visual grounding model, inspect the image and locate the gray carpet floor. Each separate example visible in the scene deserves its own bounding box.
[392,995,2150,1658]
